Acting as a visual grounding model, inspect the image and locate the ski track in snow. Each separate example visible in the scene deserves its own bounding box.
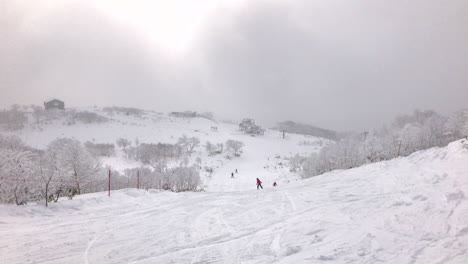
[84,232,106,264]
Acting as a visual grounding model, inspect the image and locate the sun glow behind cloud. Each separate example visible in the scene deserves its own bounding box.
[91,0,245,54]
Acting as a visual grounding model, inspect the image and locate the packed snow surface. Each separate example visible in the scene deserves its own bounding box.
[1,139,468,263]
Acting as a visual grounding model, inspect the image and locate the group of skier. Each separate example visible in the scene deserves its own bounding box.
[256,178,277,189]
[231,168,238,178]
[231,169,278,190]
[230,169,277,189]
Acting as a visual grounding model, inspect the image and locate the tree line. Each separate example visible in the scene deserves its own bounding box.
[291,109,468,178]
[0,132,245,205]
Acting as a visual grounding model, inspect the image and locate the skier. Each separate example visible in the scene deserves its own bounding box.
[231,172,234,178]
[235,169,238,174]
[273,182,277,187]
[256,178,263,189]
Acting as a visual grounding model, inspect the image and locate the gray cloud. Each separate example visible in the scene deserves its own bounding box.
[0,1,200,111]
[197,0,468,130]
[1,0,467,131]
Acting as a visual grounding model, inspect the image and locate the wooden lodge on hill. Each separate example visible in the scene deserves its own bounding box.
[44,99,65,110]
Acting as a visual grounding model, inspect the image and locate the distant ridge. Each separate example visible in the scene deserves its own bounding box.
[273,120,338,140]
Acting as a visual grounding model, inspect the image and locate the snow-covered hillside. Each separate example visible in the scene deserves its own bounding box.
[3,107,328,191]
[1,139,467,263]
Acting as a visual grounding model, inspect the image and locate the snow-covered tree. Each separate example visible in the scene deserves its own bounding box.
[177,135,200,155]
[116,138,131,149]
[205,141,215,155]
[289,154,306,172]
[0,135,36,205]
[216,143,224,154]
[445,110,467,140]
[225,139,244,156]
[84,142,115,157]
[205,141,223,156]
[38,150,59,207]
[32,105,46,126]
[300,109,463,179]
[397,124,422,156]
[48,138,101,195]
[195,157,202,169]
[123,165,201,192]
[172,165,200,192]
[0,107,27,130]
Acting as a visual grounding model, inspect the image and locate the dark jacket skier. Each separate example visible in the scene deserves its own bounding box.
[273,182,277,187]
[256,178,263,189]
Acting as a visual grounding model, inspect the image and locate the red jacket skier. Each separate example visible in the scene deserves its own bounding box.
[256,178,263,189]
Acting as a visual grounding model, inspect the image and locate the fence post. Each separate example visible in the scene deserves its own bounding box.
[137,170,140,189]
[108,169,111,197]
[397,140,402,157]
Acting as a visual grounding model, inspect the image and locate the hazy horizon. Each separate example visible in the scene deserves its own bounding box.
[2,0,467,131]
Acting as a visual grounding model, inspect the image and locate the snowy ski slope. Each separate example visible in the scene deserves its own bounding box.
[8,108,327,190]
[1,137,467,263]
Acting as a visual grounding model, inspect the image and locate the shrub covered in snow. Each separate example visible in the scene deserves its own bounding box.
[124,165,201,192]
[177,135,200,155]
[205,141,223,156]
[116,138,131,149]
[103,106,144,117]
[73,111,108,124]
[123,143,183,172]
[84,142,115,157]
[225,139,244,157]
[0,107,27,130]
[197,111,214,120]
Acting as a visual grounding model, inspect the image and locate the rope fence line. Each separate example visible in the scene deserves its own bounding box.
[1,169,201,201]
[0,178,108,184]
[1,170,135,198]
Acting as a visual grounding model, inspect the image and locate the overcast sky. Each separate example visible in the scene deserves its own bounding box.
[1,0,467,131]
